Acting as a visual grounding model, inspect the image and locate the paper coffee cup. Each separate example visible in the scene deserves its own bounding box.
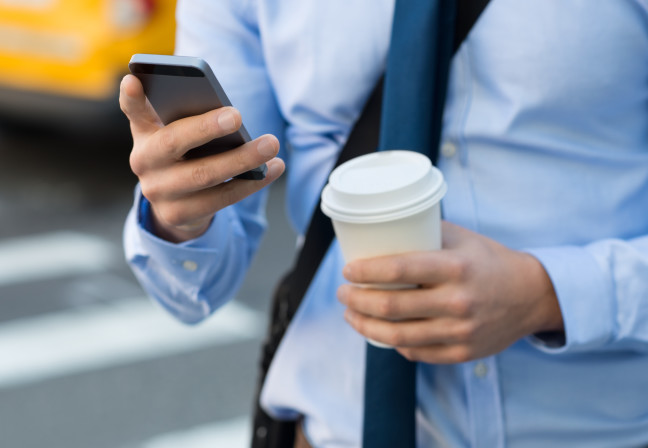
[321,150,447,348]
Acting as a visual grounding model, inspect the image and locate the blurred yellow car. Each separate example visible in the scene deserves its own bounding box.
[0,0,176,123]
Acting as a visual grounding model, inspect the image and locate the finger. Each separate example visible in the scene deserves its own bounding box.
[343,251,465,286]
[119,75,163,136]
[396,345,475,364]
[150,158,285,227]
[151,106,244,162]
[344,309,470,348]
[338,284,470,320]
[141,135,280,199]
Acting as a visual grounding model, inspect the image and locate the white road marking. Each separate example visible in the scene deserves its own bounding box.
[0,298,264,388]
[0,231,116,286]
[140,416,250,448]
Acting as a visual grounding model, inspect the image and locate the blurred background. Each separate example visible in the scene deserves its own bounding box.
[0,1,295,447]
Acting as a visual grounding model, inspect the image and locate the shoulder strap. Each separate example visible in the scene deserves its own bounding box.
[251,83,384,448]
[282,0,491,329]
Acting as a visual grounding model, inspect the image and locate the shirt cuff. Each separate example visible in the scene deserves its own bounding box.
[136,192,228,251]
[524,245,615,354]
[128,190,242,323]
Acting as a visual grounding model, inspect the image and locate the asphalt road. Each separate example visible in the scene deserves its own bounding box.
[0,117,296,448]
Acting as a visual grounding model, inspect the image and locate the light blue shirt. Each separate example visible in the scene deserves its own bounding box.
[124,0,648,446]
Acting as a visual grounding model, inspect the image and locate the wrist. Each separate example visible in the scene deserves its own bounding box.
[149,204,212,243]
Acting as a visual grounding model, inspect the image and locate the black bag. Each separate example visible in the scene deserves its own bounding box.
[250,1,491,446]
[251,271,299,447]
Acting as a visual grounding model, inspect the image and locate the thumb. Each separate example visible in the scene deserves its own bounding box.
[119,74,162,137]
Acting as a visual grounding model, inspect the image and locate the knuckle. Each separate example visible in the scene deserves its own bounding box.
[139,182,160,202]
[158,127,178,154]
[386,327,405,347]
[191,163,213,189]
[377,294,397,317]
[198,114,216,138]
[448,254,470,280]
[450,290,476,318]
[451,346,473,364]
[129,150,146,177]
[384,258,407,283]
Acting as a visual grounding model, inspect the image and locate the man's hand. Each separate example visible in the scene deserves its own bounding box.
[338,221,564,364]
[119,74,285,243]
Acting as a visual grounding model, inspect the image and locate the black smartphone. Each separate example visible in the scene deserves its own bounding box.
[128,53,267,180]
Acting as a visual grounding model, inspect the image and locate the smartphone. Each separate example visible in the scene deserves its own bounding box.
[128,53,267,180]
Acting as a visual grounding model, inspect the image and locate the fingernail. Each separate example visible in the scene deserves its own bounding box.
[337,285,348,304]
[257,137,277,157]
[218,111,236,132]
[267,159,283,178]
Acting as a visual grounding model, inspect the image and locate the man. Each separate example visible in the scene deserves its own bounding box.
[120,0,648,446]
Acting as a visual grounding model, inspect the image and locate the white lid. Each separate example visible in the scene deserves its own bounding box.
[321,150,447,223]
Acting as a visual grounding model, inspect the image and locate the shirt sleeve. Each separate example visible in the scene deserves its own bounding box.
[525,234,648,354]
[122,0,285,324]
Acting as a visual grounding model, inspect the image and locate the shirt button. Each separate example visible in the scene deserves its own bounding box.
[441,141,457,158]
[474,362,488,378]
[256,426,267,439]
[182,260,198,272]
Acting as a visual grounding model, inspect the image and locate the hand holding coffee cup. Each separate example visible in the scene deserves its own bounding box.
[321,150,447,348]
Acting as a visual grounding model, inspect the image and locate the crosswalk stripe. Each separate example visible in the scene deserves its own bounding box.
[0,298,264,388]
[139,416,250,448]
[0,231,116,286]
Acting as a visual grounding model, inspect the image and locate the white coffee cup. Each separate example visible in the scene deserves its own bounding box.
[321,150,447,348]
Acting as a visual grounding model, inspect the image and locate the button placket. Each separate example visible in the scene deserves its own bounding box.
[473,361,488,378]
[464,357,505,448]
[441,141,458,158]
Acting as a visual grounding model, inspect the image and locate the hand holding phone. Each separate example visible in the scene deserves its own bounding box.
[120,55,283,242]
[128,53,267,180]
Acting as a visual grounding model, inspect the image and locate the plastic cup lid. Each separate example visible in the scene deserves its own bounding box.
[321,150,447,223]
